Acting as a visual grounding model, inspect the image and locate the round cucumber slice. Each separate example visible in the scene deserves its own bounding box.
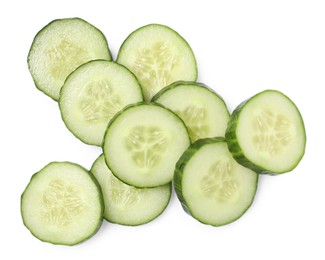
[103,102,191,188]
[226,90,306,174]
[21,162,104,245]
[28,17,112,100]
[90,154,171,225]
[152,81,230,142]
[117,24,197,101]
[59,60,143,146]
[174,138,258,226]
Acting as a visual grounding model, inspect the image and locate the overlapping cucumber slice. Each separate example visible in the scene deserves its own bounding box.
[174,138,258,226]
[28,18,111,100]
[117,24,197,101]
[90,154,171,226]
[103,102,191,188]
[59,60,143,146]
[152,81,230,142]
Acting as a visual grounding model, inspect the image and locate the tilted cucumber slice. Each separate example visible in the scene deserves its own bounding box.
[226,90,306,174]
[117,24,197,101]
[152,81,230,142]
[21,162,104,245]
[174,138,258,226]
[28,17,111,100]
[59,60,143,146]
[103,102,191,188]
[91,154,171,225]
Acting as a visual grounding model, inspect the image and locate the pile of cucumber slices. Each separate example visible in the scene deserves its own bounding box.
[22,17,306,246]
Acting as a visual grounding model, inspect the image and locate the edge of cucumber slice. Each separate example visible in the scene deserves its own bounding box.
[21,161,104,246]
[152,81,216,100]
[225,89,306,174]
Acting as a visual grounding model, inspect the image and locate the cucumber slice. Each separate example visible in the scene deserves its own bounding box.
[59,60,143,146]
[174,138,258,226]
[28,18,111,100]
[103,102,191,188]
[21,162,104,245]
[90,154,171,225]
[117,24,197,101]
[226,90,306,174]
[152,81,230,142]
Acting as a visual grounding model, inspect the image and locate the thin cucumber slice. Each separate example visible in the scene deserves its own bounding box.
[59,60,143,146]
[226,90,306,174]
[28,17,111,100]
[21,162,104,245]
[174,138,258,226]
[90,154,171,225]
[103,102,191,188]
[152,81,230,142]
[117,24,197,101]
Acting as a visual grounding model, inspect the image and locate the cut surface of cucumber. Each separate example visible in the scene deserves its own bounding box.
[152,81,230,142]
[21,162,103,245]
[91,154,171,225]
[28,17,111,100]
[174,138,258,226]
[59,60,143,146]
[226,90,306,174]
[103,102,190,188]
[117,24,197,101]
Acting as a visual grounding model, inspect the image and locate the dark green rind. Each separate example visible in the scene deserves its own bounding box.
[27,17,112,101]
[174,137,225,216]
[151,81,229,112]
[103,102,191,188]
[58,60,144,146]
[151,81,200,101]
[90,154,172,226]
[174,137,257,227]
[225,89,306,175]
[21,162,104,246]
[225,100,272,175]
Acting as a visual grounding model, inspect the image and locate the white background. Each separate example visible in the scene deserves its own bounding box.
[1,0,324,259]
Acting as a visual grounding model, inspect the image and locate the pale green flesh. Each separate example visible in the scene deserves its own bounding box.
[103,103,190,188]
[117,24,197,101]
[91,154,171,225]
[182,142,257,226]
[21,162,103,245]
[236,90,306,173]
[28,18,111,100]
[59,60,143,146]
[154,83,230,142]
